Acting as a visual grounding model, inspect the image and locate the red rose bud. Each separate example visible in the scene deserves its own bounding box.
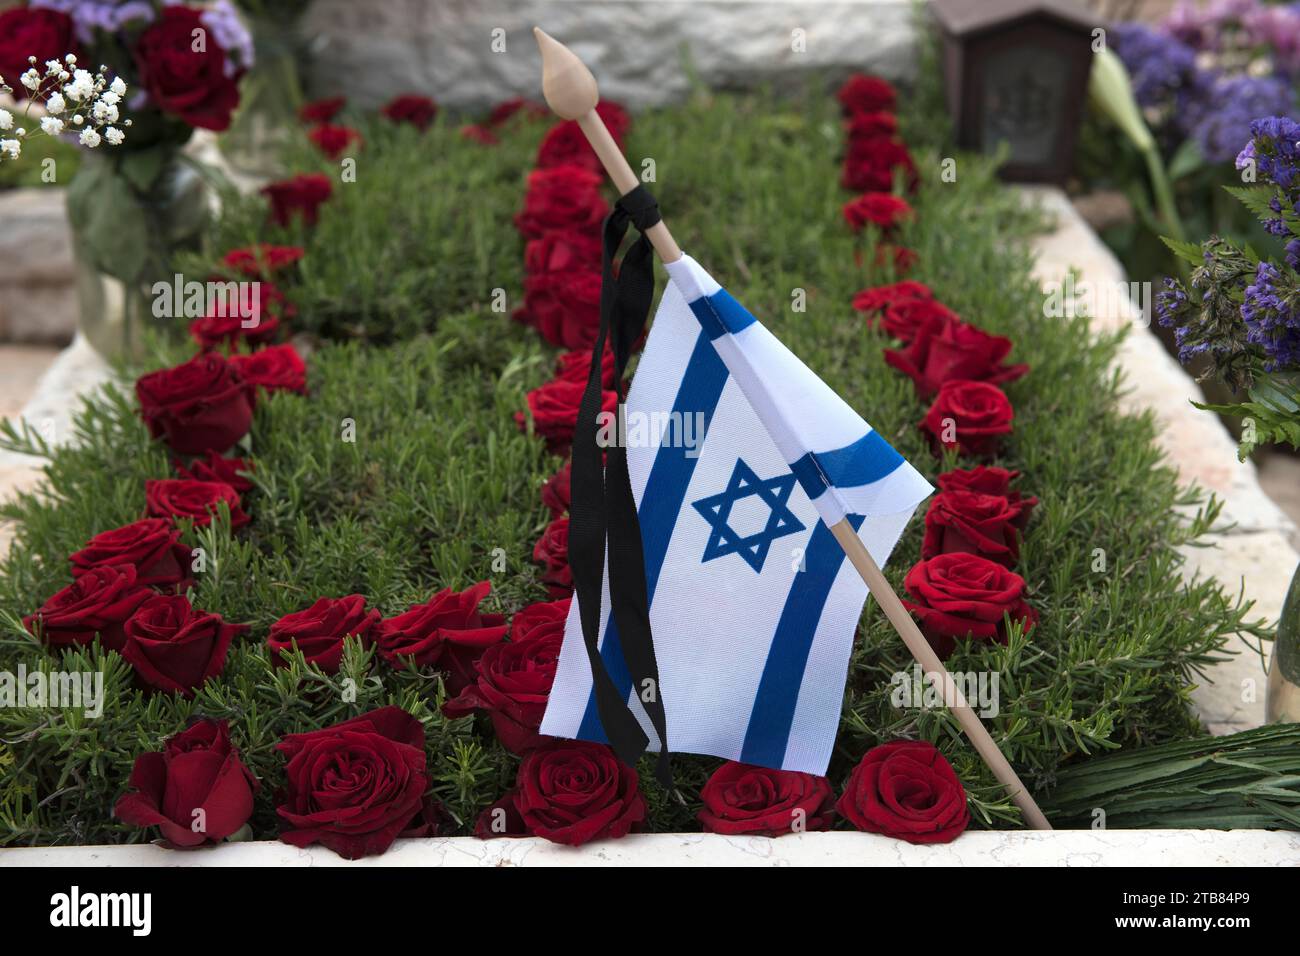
[514,165,609,238]
[23,564,152,652]
[133,5,242,131]
[219,244,305,279]
[267,594,380,674]
[175,451,254,494]
[836,740,969,844]
[135,351,253,456]
[921,490,1033,567]
[299,95,345,124]
[0,9,79,101]
[373,581,506,694]
[145,478,250,529]
[517,270,603,349]
[491,740,646,846]
[920,380,1014,458]
[515,378,618,454]
[901,553,1038,659]
[876,298,960,343]
[842,137,917,193]
[122,594,246,696]
[229,343,308,397]
[307,122,362,159]
[533,517,572,598]
[382,93,438,130]
[697,762,835,837]
[937,466,1037,529]
[885,315,1028,397]
[115,719,258,848]
[524,230,603,275]
[845,110,899,142]
[261,173,333,227]
[442,597,569,753]
[275,706,428,859]
[837,73,898,115]
[541,459,572,517]
[842,192,913,235]
[69,518,193,590]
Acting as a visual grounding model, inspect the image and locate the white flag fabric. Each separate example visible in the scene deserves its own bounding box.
[539,255,932,775]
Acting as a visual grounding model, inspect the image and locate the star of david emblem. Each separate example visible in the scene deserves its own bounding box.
[691,459,806,573]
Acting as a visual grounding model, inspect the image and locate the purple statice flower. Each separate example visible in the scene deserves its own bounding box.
[1245,5,1300,76]
[1180,74,1295,163]
[1241,261,1300,369]
[1287,238,1300,271]
[1245,115,1300,191]
[30,0,155,45]
[1164,0,1259,51]
[1110,22,1198,108]
[194,0,255,76]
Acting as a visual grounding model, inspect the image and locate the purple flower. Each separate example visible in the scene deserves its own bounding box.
[1245,115,1300,191]
[1180,75,1296,163]
[1111,22,1198,108]
[30,0,155,45]
[1242,261,1300,369]
[193,0,255,76]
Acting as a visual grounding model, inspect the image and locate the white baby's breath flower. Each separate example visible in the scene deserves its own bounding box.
[44,60,62,75]
[65,54,76,65]
[64,69,94,101]
[40,116,64,136]
[14,128,25,138]
[78,127,101,148]
[103,126,124,146]
[72,114,84,125]
[0,140,20,160]
[110,76,126,97]
[99,90,119,107]
[0,110,11,132]
[20,69,41,92]
[91,100,118,124]
[45,92,66,115]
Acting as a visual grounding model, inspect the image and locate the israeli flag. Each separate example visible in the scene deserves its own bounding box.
[540,255,932,775]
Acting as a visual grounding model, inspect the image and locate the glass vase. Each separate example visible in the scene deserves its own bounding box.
[1266,561,1300,723]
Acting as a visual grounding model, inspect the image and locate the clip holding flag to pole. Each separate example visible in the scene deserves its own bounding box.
[532,27,1052,830]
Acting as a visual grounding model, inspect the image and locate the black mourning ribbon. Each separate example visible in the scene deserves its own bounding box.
[567,184,673,789]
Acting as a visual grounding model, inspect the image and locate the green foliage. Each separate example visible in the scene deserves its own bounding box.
[0,88,1271,845]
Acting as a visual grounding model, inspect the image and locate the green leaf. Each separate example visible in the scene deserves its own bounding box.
[1167,137,1205,181]
[1160,235,1204,266]
[65,159,151,284]
[115,147,168,193]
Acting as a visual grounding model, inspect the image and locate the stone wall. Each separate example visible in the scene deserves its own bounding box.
[302,0,918,110]
[0,189,77,345]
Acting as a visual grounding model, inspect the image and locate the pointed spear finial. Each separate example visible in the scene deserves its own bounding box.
[533,26,683,263]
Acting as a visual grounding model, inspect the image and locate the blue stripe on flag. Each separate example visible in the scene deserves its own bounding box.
[739,513,865,768]
[688,288,758,340]
[577,329,730,742]
[789,431,905,500]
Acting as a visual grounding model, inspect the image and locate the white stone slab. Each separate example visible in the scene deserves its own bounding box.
[1,829,1296,867]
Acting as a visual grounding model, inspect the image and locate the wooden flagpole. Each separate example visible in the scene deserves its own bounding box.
[534,27,1052,831]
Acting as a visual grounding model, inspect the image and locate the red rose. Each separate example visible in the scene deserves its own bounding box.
[115,719,258,848]
[920,380,1014,458]
[69,518,192,590]
[524,230,603,275]
[845,110,899,142]
[267,594,380,673]
[514,165,609,238]
[480,740,646,846]
[877,298,960,343]
[902,553,1038,658]
[517,270,603,349]
[842,137,917,193]
[175,451,254,494]
[555,346,616,387]
[308,122,362,159]
[536,120,603,173]
[921,490,1033,567]
[836,740,969,844]
[697,762,835,837]
[515,378,618,454]
[299,95,345,124]
[400,797,455,838]
[0,9,78,100]
[122,594,246,696]
[595,101,632,143]
[442,597,569,753]
[261,173,333,227]
[220,244,304,278]
[276,706,428,859]
[853,279,933,317]
[189,284,290,349]
[885,316,1028,397]
[872,243,918,274]
[843,192,913,234]
[542,459,572,516]
[135,351,253,456]
[937,467,1037,528]
[837,73,897,115]
[460,123,497,145]
[532,516,572,597]
[145,478,250,529]
[23,564,151,652]
[487,97,548,127]
[229,343,308,397]
[373,581,507,694]
[381,93,438,130]
[133,5,241,130]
